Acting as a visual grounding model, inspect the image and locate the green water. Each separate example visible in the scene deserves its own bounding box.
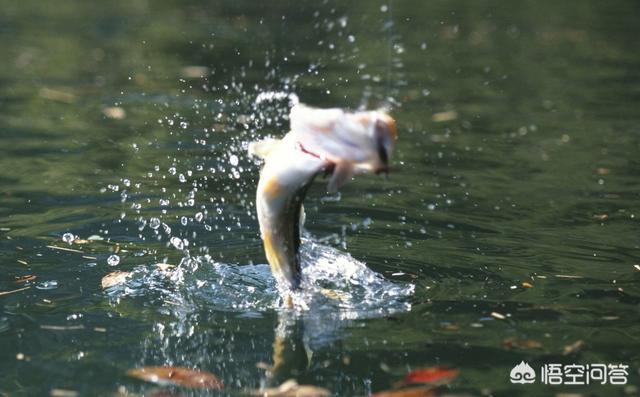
[1,1,639,396]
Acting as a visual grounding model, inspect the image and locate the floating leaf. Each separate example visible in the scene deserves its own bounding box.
[563,340,585,355]
[503,337,542,350]
[101,271,132,289]
[127,367,223,390]
[521,282,533,289]
[372,385,436,397]
[15,275,37,283]
[400,367,459,386]
[247,379,330,397]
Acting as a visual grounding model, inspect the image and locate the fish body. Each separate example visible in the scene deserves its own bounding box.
[251,103,397,294]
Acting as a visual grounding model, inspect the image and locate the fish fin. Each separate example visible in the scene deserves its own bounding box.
[248,138,281,159]
[327,162,355,193]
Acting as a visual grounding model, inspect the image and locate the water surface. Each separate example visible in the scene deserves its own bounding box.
[1,1,639,396]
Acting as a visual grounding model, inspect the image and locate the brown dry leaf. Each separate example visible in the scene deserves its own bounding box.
[372,385,437,397]
[399,367,459,386]
[247,379,330,397]
[521,282,534,289]
[0,286,31,297]
[503,337,542,350]
[563,340,585,355]
[73,239,91,245]
[593,214,608,221]
[127,366,223,390]
[15,275,37,283]
[101,271,132,289]
[595,168,610,175]
[431,110,458,123]
[102,107,126,120]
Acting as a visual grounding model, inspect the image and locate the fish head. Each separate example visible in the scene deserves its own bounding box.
[290,104,397,176]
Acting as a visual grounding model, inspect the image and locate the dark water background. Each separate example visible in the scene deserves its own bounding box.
[1,1,639,396]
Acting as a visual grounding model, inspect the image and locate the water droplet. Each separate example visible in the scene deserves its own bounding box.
[170,237,185,250]
[178,174,187,183]
[149,217,161,229]
[107,254,120,266]
[181,216,188,226]
[62,233,75,244]
[229,154,239,166]
[195,212,204,222]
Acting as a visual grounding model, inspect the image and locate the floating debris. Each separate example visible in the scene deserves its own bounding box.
[17,259,28,265]
[593,214,609,221]
[0,286,31,297]
[595,168,610,175]
[247,379,330,397]
[431,110,458,123]
[399,367,459,386]
[562,340,585,355]
[102,106,126,120]
[101,271,132,289]
[554,274,583,279]
[50,388,79,397]
[633,265,640,272]
[127,366,223,390]
[490,312,507,320]
[503,337,542,350]
[40,325,85,331]
[46,245,84,254]
[15,275,36,283]
[522,282,534,288]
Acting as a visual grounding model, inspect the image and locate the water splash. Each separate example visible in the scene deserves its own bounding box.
[104,238,413,319]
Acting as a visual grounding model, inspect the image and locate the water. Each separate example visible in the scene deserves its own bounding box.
[1,1,639,396]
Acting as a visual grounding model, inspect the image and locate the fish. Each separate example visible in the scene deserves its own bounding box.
[249,103,397,295]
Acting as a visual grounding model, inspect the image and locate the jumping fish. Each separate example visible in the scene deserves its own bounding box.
[249,103,397,295]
